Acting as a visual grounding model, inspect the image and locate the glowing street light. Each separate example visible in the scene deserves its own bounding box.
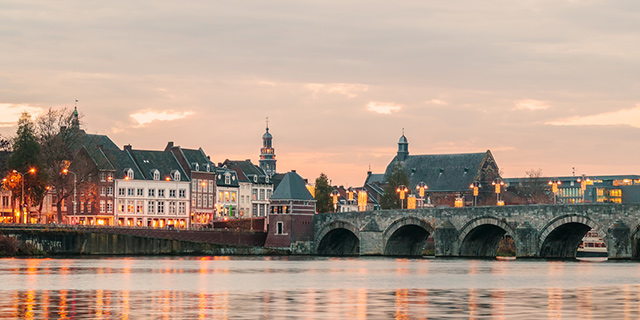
[62,168,78,217]
[577,175,590,203]
[13,168,36,223]
[357,189,368,212]
[415,182,428,208]
[492,178,505,206]
[331,190,340,212]
[549,179,562,204]
[469,181,481,206]
[396,185,409,209]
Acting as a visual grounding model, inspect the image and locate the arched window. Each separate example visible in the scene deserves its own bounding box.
[173,171,181,181]
[193,163,199,171]
[126,168,134,180]
[153,170,160,181]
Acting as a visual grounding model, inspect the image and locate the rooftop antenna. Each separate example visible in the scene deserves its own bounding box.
[75,99,78,110]
[266,117,269,130]
[402,128,404,135]
[572,167,575,176]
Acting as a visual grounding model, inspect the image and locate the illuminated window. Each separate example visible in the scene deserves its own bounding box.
[153,170,160,181]
[231,192,236,202]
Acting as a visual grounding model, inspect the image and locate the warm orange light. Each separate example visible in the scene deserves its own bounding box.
[124,176,130,181]
[62,169,68,174]
[29,168,36,174]
[201,182,206,187]
[165,177,171,181]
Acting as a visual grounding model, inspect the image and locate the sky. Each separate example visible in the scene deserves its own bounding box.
[1,0,640,186]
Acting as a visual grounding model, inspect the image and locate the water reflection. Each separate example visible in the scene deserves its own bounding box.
[0,257,639,319]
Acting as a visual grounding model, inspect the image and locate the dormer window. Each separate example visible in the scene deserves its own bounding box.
[193,163,199,171]
[225,173,231,185]
[125,168,134,180]
[172,170,181,181]
[153,170,160,181]
[265,176,269,183]
[205,164,211,172]
[253,175,258,183]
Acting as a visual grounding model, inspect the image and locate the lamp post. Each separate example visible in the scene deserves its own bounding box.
[13,168,36,224]
[331,190,340,212]
[415,182,428,208]
[469,181,481,206]
[548,179,562,204]
[357,188,368,212]
[62,168,77,219]
[396,185,409,209]
[491,178,505,206]
[576,175,589,203]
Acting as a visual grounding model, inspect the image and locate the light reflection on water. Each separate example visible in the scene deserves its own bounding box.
[0,256,639,319]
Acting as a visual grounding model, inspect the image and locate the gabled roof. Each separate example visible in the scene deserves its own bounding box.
[101,148,145,180]
[271,171,314,201]
[75,131,120,171]
[180,147,212,172]
[384,151,495,192]
[128,149,189,181]
[223,159,271,184]
[215,167,240,187]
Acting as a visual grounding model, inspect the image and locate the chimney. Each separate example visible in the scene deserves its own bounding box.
[124,144,132,151]
[291,169,296,173]
[367,171,372,176]
[164,141,174,152]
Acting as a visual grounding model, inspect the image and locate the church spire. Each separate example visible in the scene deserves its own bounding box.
[71,99,80,129]
[397,129,408,161]
[260,117,276,176]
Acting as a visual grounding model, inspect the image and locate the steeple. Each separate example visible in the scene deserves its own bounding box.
[260,117,276,176]
[71,100,80,129]
[397,128,408,161]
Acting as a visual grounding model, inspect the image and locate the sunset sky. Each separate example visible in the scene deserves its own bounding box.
[2,1,640,186]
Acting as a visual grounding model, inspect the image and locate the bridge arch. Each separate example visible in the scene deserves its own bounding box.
[315,220,360,256]
[458,216,516,258]
[538,215,605,259]
[383,216,434,256]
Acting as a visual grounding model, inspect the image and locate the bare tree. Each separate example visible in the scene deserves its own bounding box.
[35,108,97,222]
[504,168,553,204]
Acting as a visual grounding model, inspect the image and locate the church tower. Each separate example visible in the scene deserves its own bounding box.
[259,118,277,176]
[397,129,409,161]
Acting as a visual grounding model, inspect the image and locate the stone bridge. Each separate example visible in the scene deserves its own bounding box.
[313,204,640,259]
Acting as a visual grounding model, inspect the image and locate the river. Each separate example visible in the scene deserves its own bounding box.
[0,256,639,319]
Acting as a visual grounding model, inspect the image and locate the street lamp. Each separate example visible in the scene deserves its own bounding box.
[13,168,36,223]
[415,182,428,208]
[491,178,505,206]
[469,181,481,206]
[396,185,409,209]
[548,179,562,204]
[62,168,77,218]
[357,188,368,212]
[576,175,590,203]
[331,190,340,212]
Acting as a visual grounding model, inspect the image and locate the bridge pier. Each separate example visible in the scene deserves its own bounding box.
[515,222,538,258]
[607,220,632,259]
[434,221,458,257]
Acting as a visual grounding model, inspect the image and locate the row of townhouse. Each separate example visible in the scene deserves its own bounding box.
[39,123,273,228]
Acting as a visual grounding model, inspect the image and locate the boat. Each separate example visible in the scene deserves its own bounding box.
[576,230,607,258]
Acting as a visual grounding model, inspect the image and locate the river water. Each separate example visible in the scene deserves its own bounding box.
[0,256,639,319]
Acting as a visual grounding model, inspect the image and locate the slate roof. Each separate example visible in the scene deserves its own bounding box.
[180,148,212,172]
[384,151,493,192]
[215,167,240,187]
[223,159,271,184]
[76,132,120,171]
[101,148,144,180]
[271,171,314,201]
[128,149,189,181]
